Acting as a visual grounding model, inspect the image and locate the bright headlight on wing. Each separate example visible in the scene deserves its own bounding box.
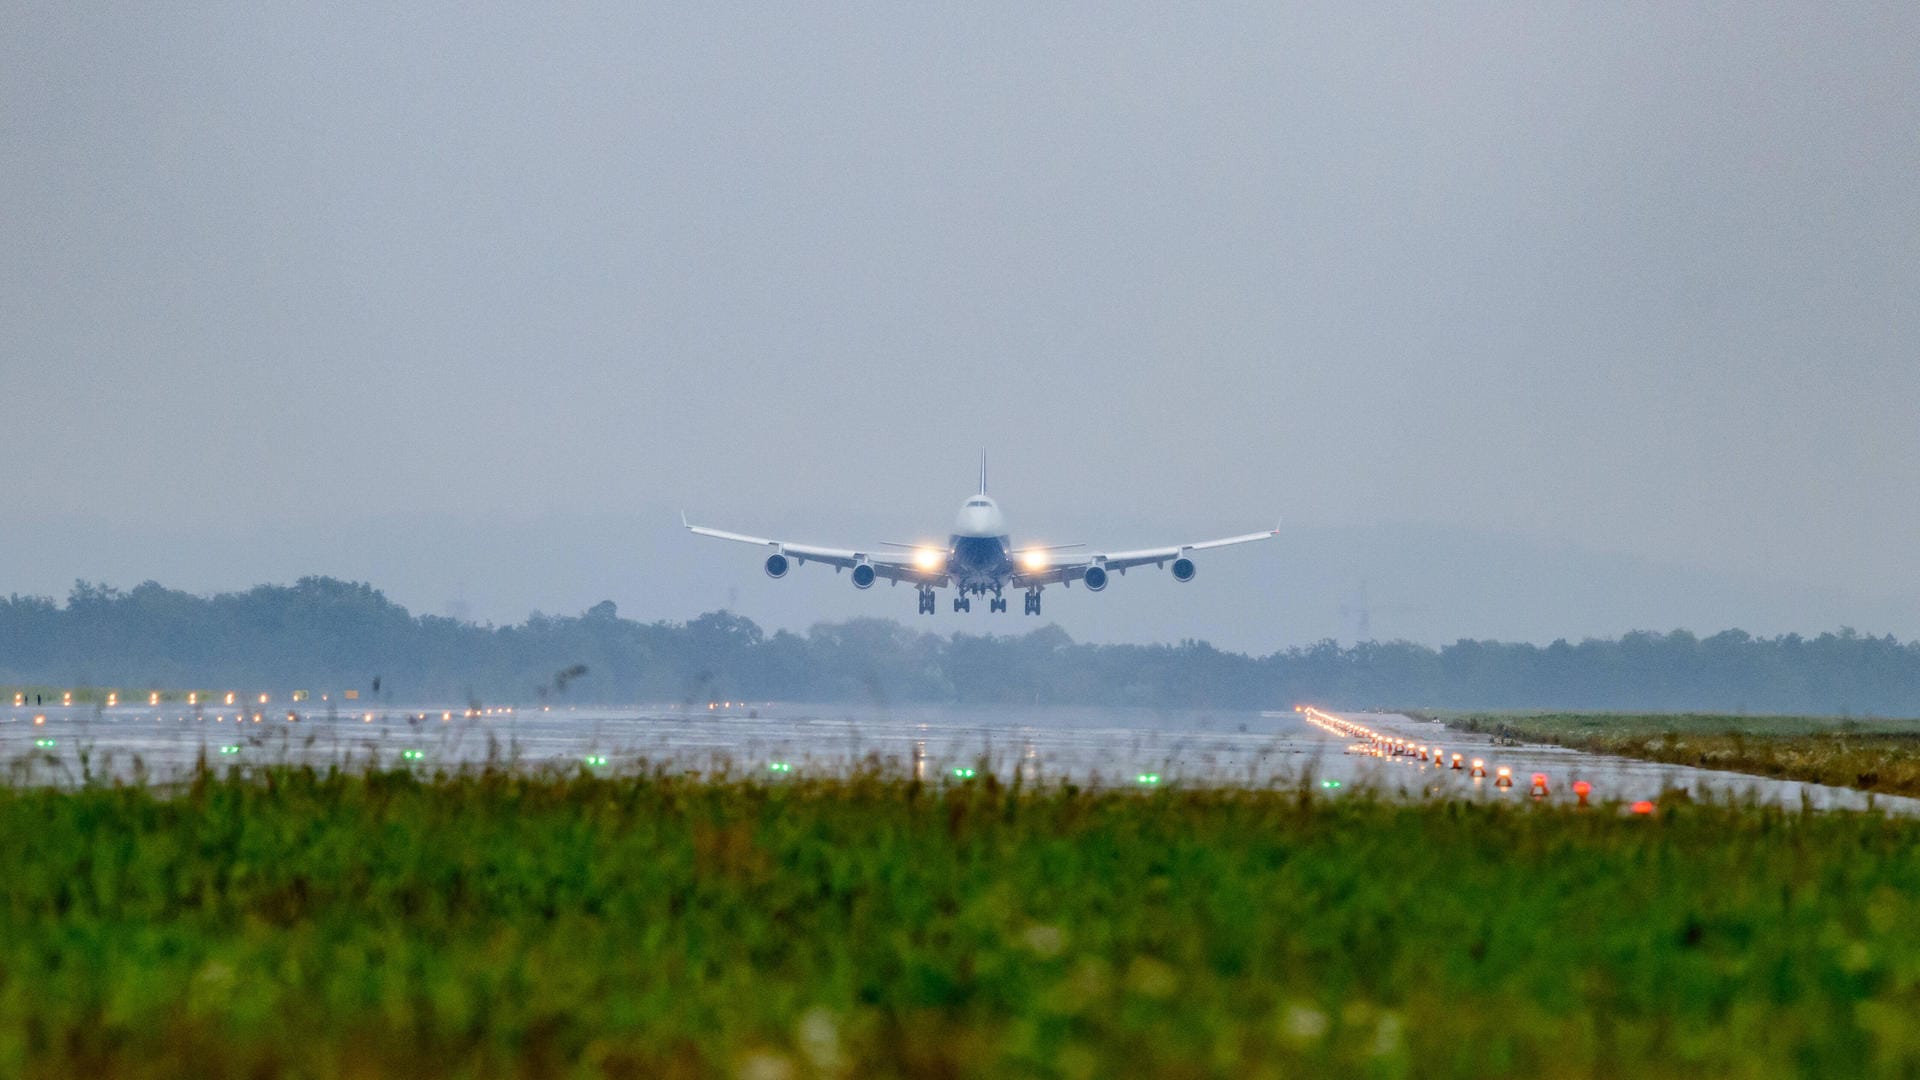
[1021,549,1049,571]
[914,547,944,571]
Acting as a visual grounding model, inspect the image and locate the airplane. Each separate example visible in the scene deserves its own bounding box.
[683,455,1278,615]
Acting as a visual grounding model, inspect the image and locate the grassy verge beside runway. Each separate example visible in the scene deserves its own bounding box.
[3,686,230,707]
[7,768,1920,1078]
[1432,711,1920,798]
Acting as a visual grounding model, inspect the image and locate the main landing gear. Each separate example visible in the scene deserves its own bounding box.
[923,588,1040,615]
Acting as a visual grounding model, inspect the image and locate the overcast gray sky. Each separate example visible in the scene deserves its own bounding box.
[3,4,1917,652]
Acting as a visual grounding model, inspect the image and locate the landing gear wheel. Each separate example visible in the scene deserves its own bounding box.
[953,596,971,613]
[1024,590,1042,615]
[990,597,1006,613]
[917,589,936,615]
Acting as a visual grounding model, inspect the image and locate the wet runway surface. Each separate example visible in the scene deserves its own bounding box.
[3,702,1915,812]
[1314,709,1920,814]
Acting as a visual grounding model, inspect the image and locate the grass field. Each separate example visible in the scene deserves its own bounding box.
[1434,711,1920,799]
[6,768,1920,1077]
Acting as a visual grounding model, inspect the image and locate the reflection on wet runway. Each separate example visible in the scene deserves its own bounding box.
[3,702,1914,812]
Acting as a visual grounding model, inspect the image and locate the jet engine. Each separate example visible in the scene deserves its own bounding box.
[1170,557,1196,582]
[764,553,790,579]
[851,563,877,589]
[1082,565,1109,591]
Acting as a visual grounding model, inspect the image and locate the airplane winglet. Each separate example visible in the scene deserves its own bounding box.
[680,510,690,529]
[978,449,988,495]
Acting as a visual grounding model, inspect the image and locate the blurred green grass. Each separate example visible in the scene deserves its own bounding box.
[6,768,1920,1077]
[1438,711,1920,798]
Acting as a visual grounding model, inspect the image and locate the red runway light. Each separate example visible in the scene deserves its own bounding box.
[1630,800,1655,815]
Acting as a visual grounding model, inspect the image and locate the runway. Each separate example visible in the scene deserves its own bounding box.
[3,701,1914,811]
[1312,708,1920,813]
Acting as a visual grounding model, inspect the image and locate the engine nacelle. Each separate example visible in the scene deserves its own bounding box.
[1083,565,1109,592]
[851,563,877,589]
[1170,557,1196,583]
[764,553,790,579]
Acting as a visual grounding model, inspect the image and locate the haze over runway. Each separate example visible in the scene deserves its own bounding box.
[4,5,1918,653]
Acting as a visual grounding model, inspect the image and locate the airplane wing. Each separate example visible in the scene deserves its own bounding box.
[1011,523,1280,588]
[683,514,949,587]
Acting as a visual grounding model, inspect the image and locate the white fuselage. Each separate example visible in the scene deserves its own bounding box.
[946,495,1015,595]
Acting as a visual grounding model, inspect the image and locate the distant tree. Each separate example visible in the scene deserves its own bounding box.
[5,576,1920,713]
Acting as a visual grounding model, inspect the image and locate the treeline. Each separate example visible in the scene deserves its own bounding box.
[2,577,1919,714]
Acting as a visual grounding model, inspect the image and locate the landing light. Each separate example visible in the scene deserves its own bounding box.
[914,547,944,571]
[1021,550,1049,572]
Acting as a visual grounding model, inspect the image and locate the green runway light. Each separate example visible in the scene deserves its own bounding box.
[952,767,977,779]
[583,754,608,767]
[1321,779,1342,789]
[219,745,240,755]
[34,738,56,748]
[402,749,425,762]
[1136,773,1161,785]
[768,762,792,773]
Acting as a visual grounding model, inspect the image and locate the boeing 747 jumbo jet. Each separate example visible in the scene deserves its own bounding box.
[684,456,1278,615]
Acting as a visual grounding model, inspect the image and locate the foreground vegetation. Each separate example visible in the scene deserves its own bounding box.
[1437,711,1920,799]
[6,770,1920,1077]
